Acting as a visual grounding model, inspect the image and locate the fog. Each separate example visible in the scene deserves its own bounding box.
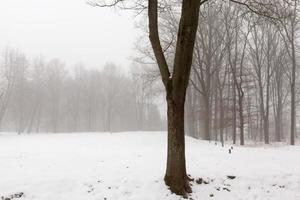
[0,49,165,133]
[0,0,159,133]
[0,0,299,142]
[0,0,138,70]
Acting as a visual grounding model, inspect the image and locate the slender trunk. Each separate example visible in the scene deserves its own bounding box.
[263,116,269,144]
[275,99,283,141]
[238,91,244,145]
[214,88,219,141]
[232,80,237,144]
[225,79,231,141]
[27,97,38,133]
[246,86,252,140]
[203,95,210,140]
[290,41,296,145]
[186,87,196,138]
[219,90,224,147]
[265,50,271,144]
[259,117,263,142]
[36,107,41,133]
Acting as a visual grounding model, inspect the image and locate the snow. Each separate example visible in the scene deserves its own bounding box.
[0,132,299,200]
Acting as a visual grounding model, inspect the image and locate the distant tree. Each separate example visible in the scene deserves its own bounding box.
[46,59,65,133]
[0,48,19,129]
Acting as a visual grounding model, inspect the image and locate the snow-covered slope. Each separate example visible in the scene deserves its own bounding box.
[0,132,299,200]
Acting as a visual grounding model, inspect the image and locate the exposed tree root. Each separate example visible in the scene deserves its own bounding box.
[164,175,192,198]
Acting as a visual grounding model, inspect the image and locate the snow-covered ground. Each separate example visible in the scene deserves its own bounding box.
[0,132,299,200]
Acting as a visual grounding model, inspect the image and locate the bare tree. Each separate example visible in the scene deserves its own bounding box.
[276,0,299,145]
[0,48,19,129]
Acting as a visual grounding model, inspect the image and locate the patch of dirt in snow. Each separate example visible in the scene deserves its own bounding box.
[1,192,24,200]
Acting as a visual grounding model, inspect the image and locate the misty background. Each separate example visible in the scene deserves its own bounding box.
[0,0,299,145]
[0,0,166,133]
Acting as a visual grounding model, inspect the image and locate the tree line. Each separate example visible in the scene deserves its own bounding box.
[0,48,164,133]
[186,2,299,146]
[135,0,299,146]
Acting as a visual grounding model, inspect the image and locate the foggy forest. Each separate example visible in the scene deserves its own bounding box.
[0,52,164,133]
[0,0,300,200]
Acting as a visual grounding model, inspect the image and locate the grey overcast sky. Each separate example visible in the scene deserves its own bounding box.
[0,0,139,70]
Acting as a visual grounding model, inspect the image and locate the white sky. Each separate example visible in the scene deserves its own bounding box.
[0,0,140,70]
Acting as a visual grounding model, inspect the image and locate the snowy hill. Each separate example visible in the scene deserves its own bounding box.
[0,132,299,200]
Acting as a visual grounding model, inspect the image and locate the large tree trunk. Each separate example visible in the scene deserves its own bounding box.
[164,89,191,195]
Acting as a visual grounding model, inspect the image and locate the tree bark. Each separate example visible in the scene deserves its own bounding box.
[164,88,191,195]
